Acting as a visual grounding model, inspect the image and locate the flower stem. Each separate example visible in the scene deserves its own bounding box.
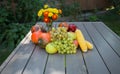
[46,22,52,32]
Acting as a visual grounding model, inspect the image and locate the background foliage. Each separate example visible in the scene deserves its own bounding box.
[0,0,44,65]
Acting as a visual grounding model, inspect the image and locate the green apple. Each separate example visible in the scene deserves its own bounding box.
[67,32,76,40]
[45,43,57,54]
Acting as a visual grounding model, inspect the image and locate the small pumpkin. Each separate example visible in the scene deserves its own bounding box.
[31,31,42,44]
[38,32,51,48]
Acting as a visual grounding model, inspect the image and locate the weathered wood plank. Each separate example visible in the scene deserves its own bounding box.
[92,22,120,57]
[22,46,48,74]
[76,22,109,74]
[44,22,65,74]
[84,22,120,74]
[1,33,35,74]
[0,31,31,72]
[44,54,65,74]
[66,50,87,74]
[1,22,120,74]
[65,22,87,74]
[98,22,120,40]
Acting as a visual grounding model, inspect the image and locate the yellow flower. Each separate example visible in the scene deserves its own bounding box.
[43,9,49,13]
[44,4,49,9]
[38,9,43,17]
[48,12,53,17]
[52,8,59,14]
[46,8,52,12]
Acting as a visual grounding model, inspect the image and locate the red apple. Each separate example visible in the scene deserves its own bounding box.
[68,24,77,32]
[73,40,79,48]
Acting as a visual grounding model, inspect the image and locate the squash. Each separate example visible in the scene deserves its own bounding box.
[75,29,87,52]
[38,32,51,48]
[31,31,42,44]
[86,40,93,50]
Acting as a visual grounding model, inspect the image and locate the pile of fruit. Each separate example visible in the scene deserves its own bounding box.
[31,22,93,54]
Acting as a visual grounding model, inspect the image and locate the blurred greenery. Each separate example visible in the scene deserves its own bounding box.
[0,23,33,65]
[0,0,44,23]
[58,0,81,18]
[0,0,44,65]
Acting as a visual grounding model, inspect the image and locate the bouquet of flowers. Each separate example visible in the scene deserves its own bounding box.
[37,4,62,31]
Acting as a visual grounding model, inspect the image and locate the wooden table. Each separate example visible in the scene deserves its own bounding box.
[0,22,120,74]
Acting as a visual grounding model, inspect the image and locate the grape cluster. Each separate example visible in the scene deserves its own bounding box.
[53,39,77,54]
[50,27,77,54]
[50,27,68,41]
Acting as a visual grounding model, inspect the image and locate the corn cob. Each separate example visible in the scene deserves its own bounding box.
[75,29,87,52]
[86,40,93,50]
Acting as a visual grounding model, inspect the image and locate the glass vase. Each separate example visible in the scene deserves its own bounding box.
[46,22,53,32]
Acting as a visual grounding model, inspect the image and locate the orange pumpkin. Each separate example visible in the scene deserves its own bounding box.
[38,32,51,48]
[31,31,42,44]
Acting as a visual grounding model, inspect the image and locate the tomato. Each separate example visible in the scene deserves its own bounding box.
[52,14,58,20]
[43,11,49,17]
[43,17,50,23]
[31,31,42,44]
[59,22,69,30]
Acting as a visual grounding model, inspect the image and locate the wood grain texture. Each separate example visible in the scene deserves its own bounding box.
[92,22,120,57]
[0,31,31,73]
[66,50,87,74]
[99,22,120,40]
[1,33,35,74]
[76,22,109,74]
[65,22,87,74]
[84,22,120,74]
[45,54,65,74]
[1,22,120,74]
[22,46,48,74]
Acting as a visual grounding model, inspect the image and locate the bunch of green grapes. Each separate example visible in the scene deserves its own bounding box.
[53,38,77,54]
[50,27,77,54]
[50,27,68,41]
